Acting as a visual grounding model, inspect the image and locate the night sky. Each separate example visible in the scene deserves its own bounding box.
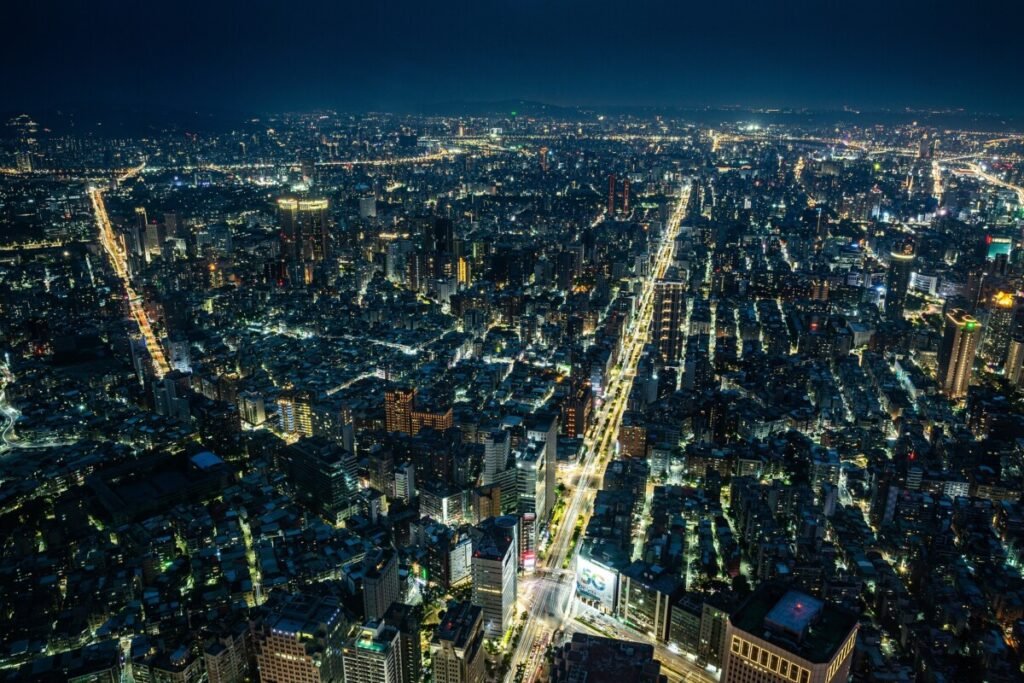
[4,0,1022,114]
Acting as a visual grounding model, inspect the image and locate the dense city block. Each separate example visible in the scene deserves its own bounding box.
[1,108,1023,683]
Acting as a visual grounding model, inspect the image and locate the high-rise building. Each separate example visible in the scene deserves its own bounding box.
[551,634,664,683]
[312,400,355,452]
[622,178,631,215]
[278,389,314,437]
[385,387,416,435]
[654,270,687,365]
[238,391,266,427]
[278,197,330,284]
[884,243,914,320]
[426,217,455,256]
[411,401,454,434]
[526,413,558,523]
[430,601,485,683]
[382,602,422,683]
[562,380,593,439]
[981,291,1017,364]
[608,174,617,215]
[362,548,400,622]
[282,437,358,524]
[481,430,511,486]
[203,624,251,683]
[1005,335,1024,389]
[395,462,417,502]
[253,593,348,683]
[721,584,858,683]
[132,646,204,683]
[359,196,377,219]
[342,621,403,683]
[471,516,518,637]
[126,206,148,260]
[937,309,982,399]
[152,373,190,424]
[514,441,548,571]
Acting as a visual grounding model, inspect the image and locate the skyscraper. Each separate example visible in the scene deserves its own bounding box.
[1005,335,1024,389]
[282,437,358,524]
[427,217,455,256]
[526,413,558,523]
[278,389,314,437]
[981,291,1017,364]
[721,584,858,683]
[382,602,422,683]
[481,430,511,486]
[343,621,404,683]
[278,196,329,284]
[253,593,348,683]
[608,174,617,215]
[938,309,982,400]
[430,602,485,683]
[654,270,687,365]
[884,243,914,321]
[471,516,518,637]
[362,548,400,622]
[385,387,416,435]
[561,380,593,439]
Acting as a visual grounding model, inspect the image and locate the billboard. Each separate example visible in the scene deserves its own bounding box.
[576,557,618,613]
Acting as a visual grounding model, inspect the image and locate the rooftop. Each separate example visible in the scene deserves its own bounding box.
[731,583,857,664]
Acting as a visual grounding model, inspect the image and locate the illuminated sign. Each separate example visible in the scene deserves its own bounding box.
[522,550,536,571]
[576,557,618,612]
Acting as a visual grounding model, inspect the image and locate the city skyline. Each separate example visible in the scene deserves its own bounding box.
[2,2,1024,682]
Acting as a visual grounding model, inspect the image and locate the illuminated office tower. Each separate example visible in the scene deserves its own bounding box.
[722,584,858,683]
[622,178,631,214]
[411,399,454,435]
[278,390,314,437]
[653,269,687,365]
[125,207,148,259]
[981,291,1017,363]
[343,621,403,683]
[238,391,266,427]
[884,243,914,321]
[561,381,593,439]
[430,602,485,683]
[471,516,518,637]
[385,387,416,434]
[607,174,616,214]
[277,196,329,283]
[937,309,982,400]
[144,220,161,260]
[253,593,347,683]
